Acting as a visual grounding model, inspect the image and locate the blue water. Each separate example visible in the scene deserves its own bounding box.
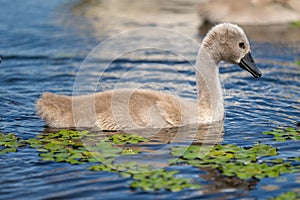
[0,1,300,199]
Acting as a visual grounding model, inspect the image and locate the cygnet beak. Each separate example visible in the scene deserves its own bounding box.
[238,52,262,78]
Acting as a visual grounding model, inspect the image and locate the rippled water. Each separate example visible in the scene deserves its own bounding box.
[0,1,300,199]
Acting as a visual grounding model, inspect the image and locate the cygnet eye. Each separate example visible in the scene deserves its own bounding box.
[239,42,245,49]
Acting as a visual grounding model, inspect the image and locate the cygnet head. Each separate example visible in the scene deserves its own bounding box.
[202,23,262,78]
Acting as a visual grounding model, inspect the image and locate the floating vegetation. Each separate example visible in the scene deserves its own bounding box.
[89,162,201,191]
[171,143,300,180]
[0,130,200,192]
[270,191,300,200]
[0,132,25,154]
[89,161,149,174]
[263,127,300,142]
[105,133,149,145]
[130,169,201,192]
[291,21,300,27]
[296,61,300,66]
[30,130,200,192]
[1,129,300,192]
[26,130,144,164]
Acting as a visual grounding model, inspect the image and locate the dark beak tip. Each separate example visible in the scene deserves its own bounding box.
[254,68,263,78]
[239,52,262,79]
[255,73,262,78]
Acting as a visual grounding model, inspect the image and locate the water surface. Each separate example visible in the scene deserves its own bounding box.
[0,1,299,199]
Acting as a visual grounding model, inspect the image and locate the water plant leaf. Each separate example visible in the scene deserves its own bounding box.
[22,130,201,192]
[88,159,202,192]
[0,133,25,154]
[171,143,300,180]
[122,148,140,155]
[105,133,149,145]
[248,143,278,157]
[263,127,300,141]
[3,129,300,193]
[270,191,300,200]
[129,169,201,192]
[291,21,300,27]
[23,130,145,166]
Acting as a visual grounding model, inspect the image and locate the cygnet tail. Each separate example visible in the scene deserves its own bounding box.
[36,92,74,128]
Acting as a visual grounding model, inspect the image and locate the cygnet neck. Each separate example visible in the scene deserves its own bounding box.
[196,43,224,123]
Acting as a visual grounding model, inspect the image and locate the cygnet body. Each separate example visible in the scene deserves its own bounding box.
[36,23,262,130]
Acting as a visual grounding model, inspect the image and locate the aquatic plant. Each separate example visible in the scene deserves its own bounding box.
[0,130,201,192]
[130,169,201,192]
[0,130,202,192]
[90,162,201,191]
[27,130,201,191]
[263,127,300,142]
[0,133,25,154]
[171,143,300,180]
[26,130,144,164]
[270,191,300,200]
[1,130,300,192]
[105,133,149,145]
[291,21,300,27]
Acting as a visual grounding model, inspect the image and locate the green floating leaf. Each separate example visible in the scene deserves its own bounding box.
[263,127,300,142]
[88,159,202,192]
[106,133,149,145]
[7,129,300,192]
[0,132,25,154]
[291,21,300,27]
[248,143,278,157]
[130,169,201,192]
[171,142,300,180]
[24,130,143,165]
[122,148,140,155]
[270,191,300,200]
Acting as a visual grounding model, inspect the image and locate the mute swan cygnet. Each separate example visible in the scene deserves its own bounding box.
[36,23,262,130]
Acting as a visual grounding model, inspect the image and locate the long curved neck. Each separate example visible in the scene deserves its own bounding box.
[196,45,224,123]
